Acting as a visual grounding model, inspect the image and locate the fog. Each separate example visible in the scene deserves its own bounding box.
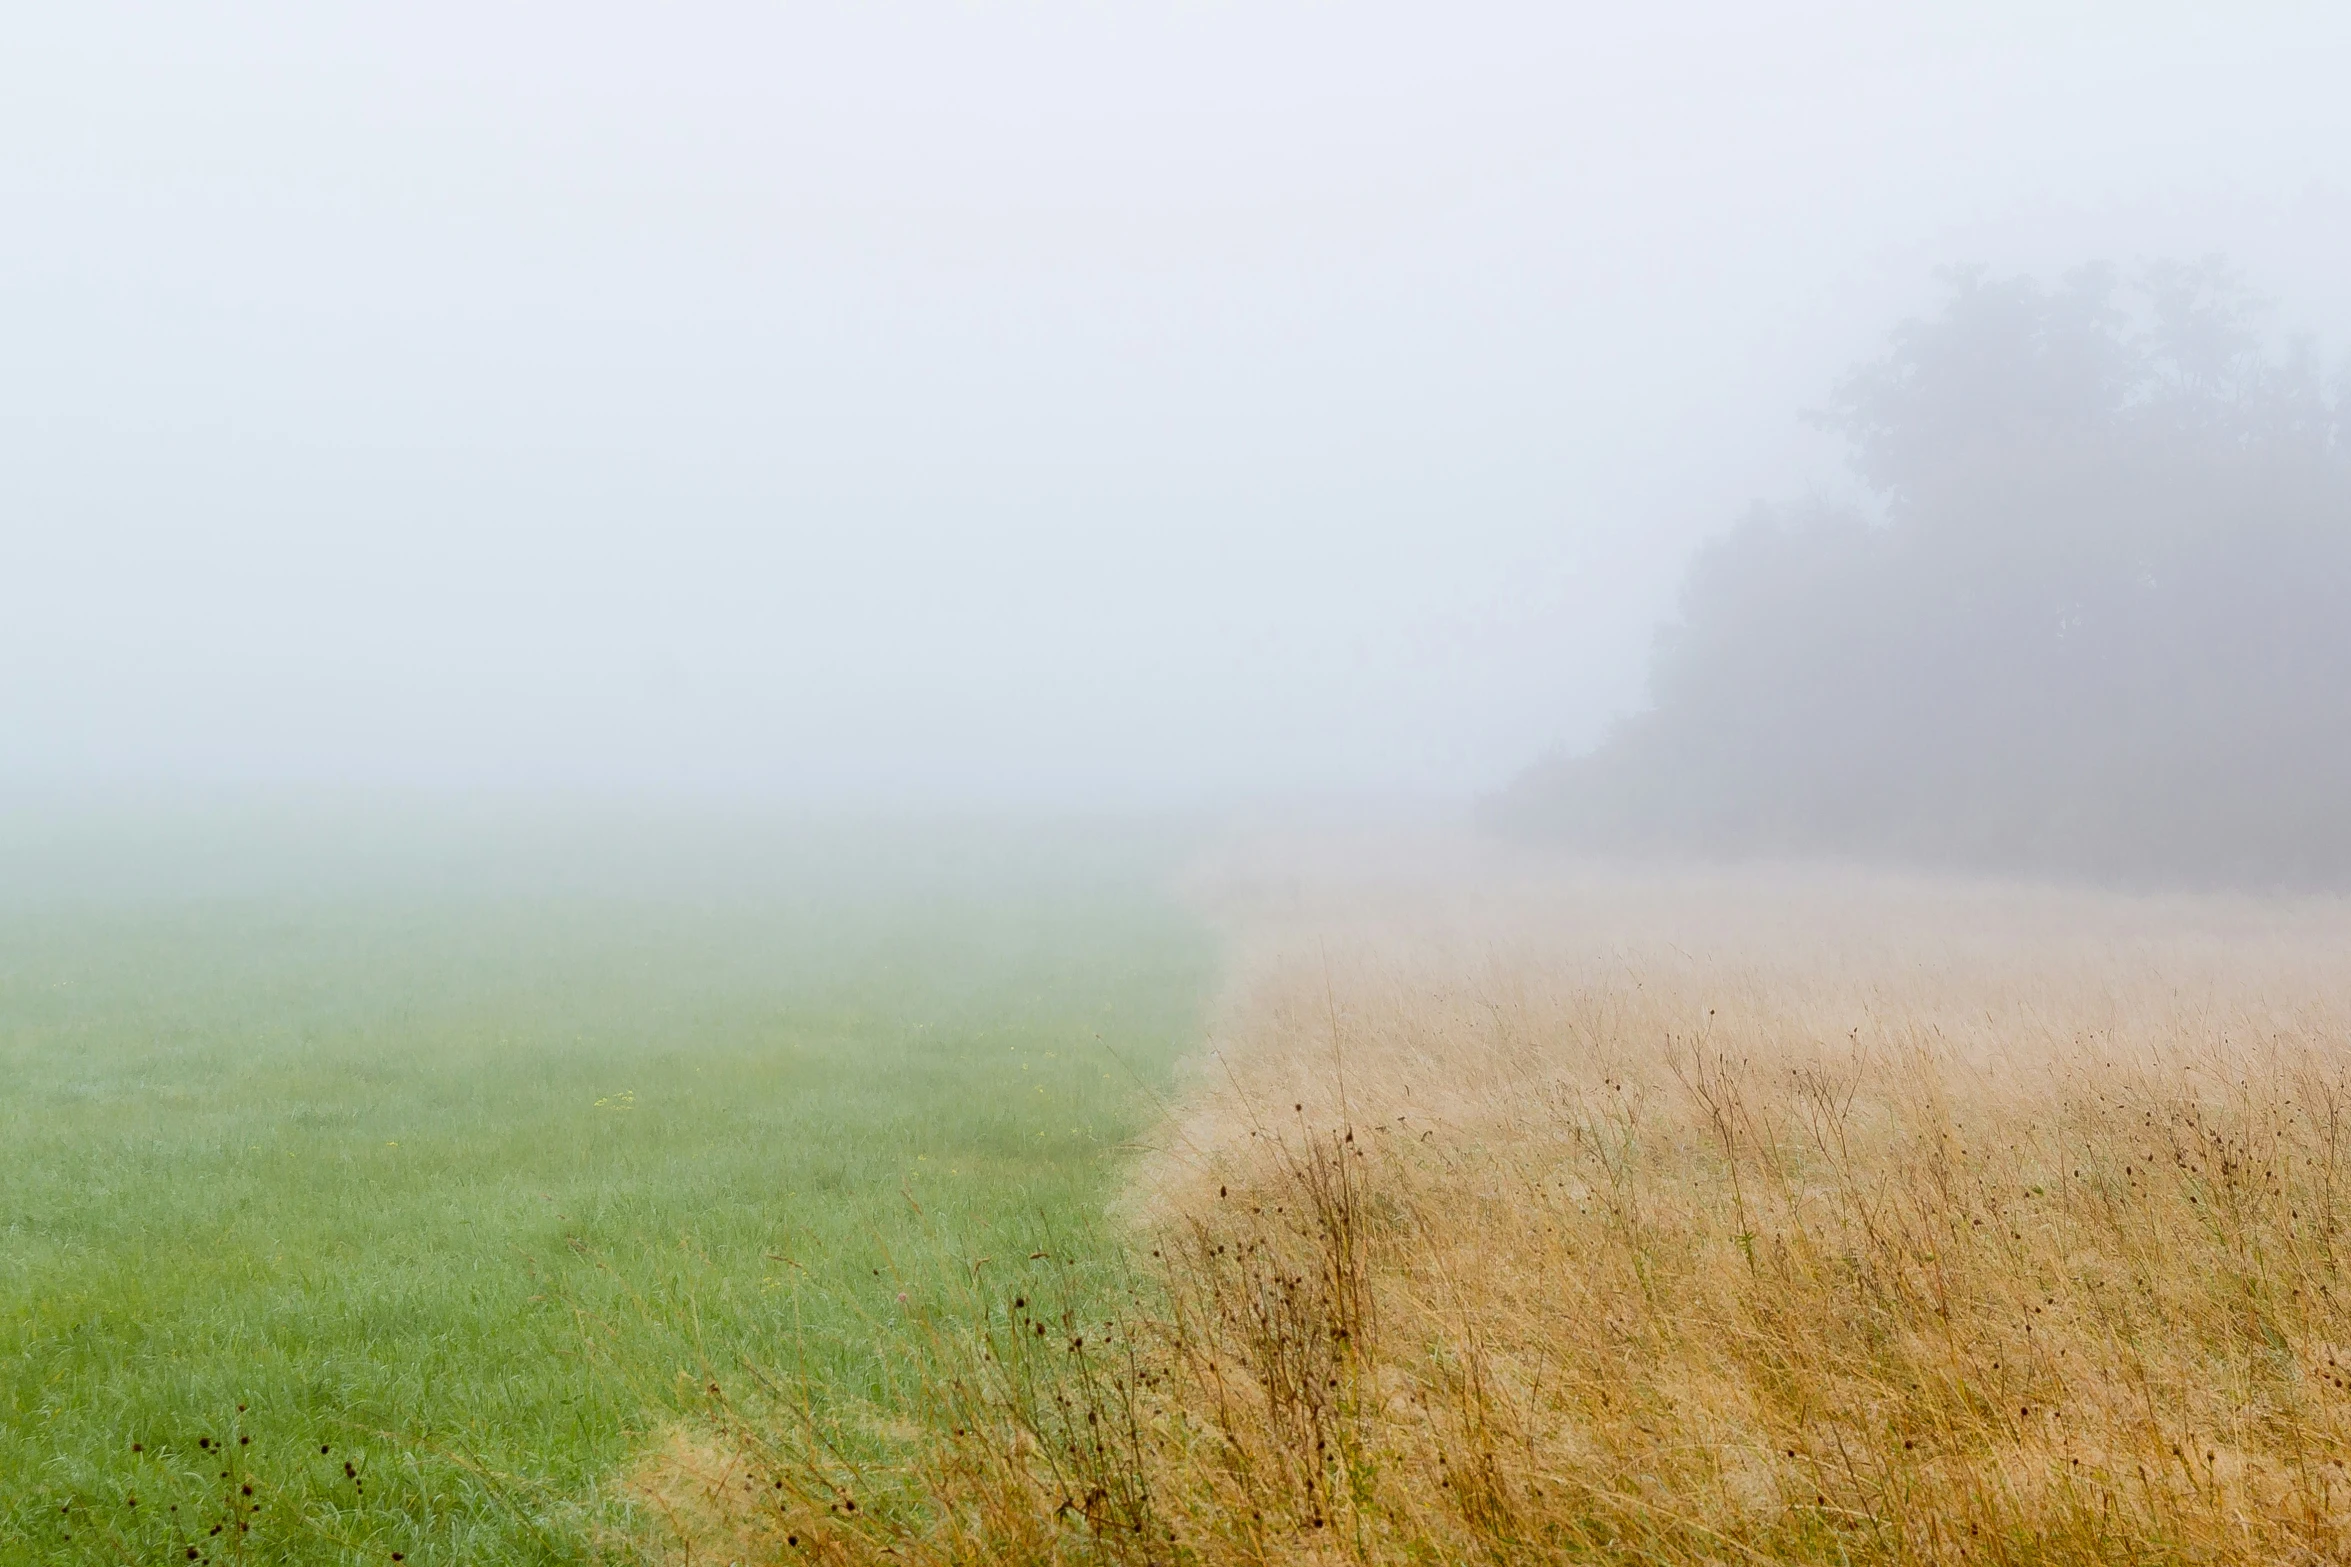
[7,3,2350,810]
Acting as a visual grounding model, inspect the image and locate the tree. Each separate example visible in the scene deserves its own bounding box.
[1497,262,2351,886]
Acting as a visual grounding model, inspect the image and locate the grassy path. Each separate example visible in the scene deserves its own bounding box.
[0,830,1212,1564]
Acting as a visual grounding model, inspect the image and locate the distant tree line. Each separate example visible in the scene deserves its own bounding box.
[1497,262,2351,887]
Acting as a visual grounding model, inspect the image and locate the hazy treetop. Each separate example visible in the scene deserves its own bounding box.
[1504,262,2351,887]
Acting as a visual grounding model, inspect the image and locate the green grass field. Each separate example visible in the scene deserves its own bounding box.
[0,814,1213,1564]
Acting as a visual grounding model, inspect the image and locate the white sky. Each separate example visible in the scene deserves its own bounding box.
[5,2,2348,806]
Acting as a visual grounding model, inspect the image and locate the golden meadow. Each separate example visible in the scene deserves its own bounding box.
[657,853,2351,1567]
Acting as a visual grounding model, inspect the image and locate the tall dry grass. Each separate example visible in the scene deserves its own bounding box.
[654,856,2351,1565]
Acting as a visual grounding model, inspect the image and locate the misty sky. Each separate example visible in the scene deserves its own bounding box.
[6,3,2348,807]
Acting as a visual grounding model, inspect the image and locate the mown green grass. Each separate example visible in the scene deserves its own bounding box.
[0,818,1212,1564]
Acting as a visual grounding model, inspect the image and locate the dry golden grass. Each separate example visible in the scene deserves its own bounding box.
[655,850,2351,1565]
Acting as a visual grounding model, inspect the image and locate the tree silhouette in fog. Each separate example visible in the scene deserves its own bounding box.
[1501,262,2351,885]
